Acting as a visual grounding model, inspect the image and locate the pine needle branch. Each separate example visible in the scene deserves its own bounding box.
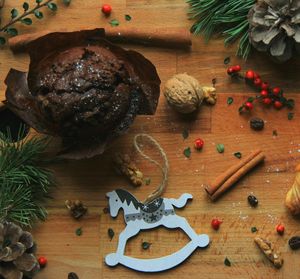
[187,0,255,59]
[0,127,55,227]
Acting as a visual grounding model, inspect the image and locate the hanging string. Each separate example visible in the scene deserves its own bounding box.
[133,134,169,204]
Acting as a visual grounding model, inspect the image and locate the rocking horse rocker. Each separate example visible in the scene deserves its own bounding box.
[105,189,210,272]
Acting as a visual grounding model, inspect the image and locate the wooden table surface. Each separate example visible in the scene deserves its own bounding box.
[1,1,300,278]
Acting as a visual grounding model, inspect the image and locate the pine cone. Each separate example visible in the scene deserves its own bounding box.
[248,0,300,62]
[0,222,40,279]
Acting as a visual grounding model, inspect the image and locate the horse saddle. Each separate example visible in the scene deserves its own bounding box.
[140,198,163,213]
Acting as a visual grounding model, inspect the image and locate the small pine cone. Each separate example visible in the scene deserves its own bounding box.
[0,222,40,279]
[65,200,88,220]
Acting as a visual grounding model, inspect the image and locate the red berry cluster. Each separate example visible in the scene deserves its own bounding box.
[227,66,294,112]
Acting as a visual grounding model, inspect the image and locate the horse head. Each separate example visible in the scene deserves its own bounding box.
[106,191,123,217]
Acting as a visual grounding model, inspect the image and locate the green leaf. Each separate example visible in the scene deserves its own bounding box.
[224,57,230,65]
[75,227,82,236]
[286,99,295,109]
[21,18,33,25]
[109,19,119,27]
[288,112,294,120]
[183,147,191,158]
[125,14,132,21]
[233,152,242,159]
[251,227,258,233]
[34,10,44,19]
[224,257,231,266]
[227,97,233,105]
[142,241,151,250]
[63,0,71,5]
[36,0,43,3]
[47,2,58,11]
[0,37,6,45]
[238,106,244,113]
[11,8,18,19]
[23,2,30,11]
[216,144,224,153]
[247,97,255,103]
[108,228,115,240]
[6,28,18,36]
[145,178,151,185]
[182,128,189,140]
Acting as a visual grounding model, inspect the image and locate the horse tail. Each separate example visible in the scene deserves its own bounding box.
[169,193,193,208]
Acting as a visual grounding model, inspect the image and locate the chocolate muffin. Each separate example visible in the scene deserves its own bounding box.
[5,29,161,159]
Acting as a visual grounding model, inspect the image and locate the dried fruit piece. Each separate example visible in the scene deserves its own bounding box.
[68,272,80,279]
[248,195,258,207]
[288,236,300,250]
[250,118,264,131]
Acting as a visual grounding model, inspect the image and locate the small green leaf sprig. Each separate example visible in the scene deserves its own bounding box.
[0,0,71,45]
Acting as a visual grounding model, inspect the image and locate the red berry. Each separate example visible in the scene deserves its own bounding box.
[260,89,268,98]
[253,72,260,79]
[274,100,283,109]
[263,98,272,105]
[211,218,222,230]
[261,82,269,90]
[227,67,235,75]
[272,87,281,95]
[254,78,262,87]
[101,4,112,15]
[233,65,241,72]
[276,224,285,235]
[245,102,254,110]
[194,138,204,150]
[245,70,255,80]
[38,256,47,268]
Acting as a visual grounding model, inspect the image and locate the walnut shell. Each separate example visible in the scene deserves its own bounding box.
[163,73,204,114]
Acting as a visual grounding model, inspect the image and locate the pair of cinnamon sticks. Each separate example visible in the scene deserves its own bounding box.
[205,149,265,201]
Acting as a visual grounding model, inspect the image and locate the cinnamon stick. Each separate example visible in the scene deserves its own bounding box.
[206,150,265,201]
[9,27,192,53]
[205,149,262,195]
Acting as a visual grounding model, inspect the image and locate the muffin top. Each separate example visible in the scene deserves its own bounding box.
[28,45,140,139]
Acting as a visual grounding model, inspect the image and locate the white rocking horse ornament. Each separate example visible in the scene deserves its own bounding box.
[105,189,210,272]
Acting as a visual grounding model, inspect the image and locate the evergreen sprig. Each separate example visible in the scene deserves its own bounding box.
[0,127,55,227]
[0,0,71,45]
[187,0,255,59]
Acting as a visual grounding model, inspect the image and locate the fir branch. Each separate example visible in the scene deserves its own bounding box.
[0,127,55,227]
[187,0,255,59]
[0,0,71,45]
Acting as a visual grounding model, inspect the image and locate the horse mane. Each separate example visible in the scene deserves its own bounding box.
[115,189,141,210]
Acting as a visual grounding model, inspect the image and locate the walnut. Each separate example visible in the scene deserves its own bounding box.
[113,153,143,187]
[65,200,88,220]
[163,73,216,114]
[254,237,283,268]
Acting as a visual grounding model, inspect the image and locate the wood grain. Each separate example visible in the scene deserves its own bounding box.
[1,1,300,279]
